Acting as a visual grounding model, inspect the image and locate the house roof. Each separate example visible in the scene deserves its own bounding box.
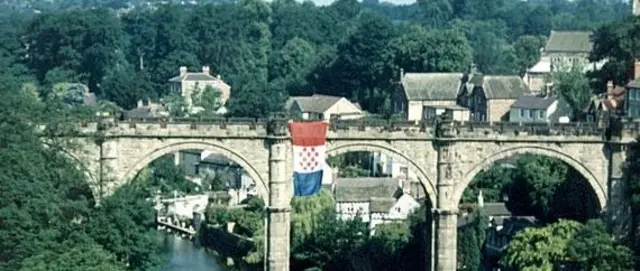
[201,153,234,165]
[288,94,346,113]
[168,72,218,82]
[470,75,531,99]
[334,177,400,202]
[527,58,552,74]
[369,197,397,213]
[511,94,557,109]
[400,73,464,101]
[628,79,640,89]
[544,31,592,53]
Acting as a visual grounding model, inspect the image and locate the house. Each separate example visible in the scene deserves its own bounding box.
[509,93,572,123]
[168,66,231,106]
[393,72,467,121]
[584,81,625,124]
[422,104,470,122]
[369,194,421,232]
[333,177,418,231]
[457,192,538,270]
[625,61,640,118]
[123,99,169,119]
[286,94,363,121]
[524,31,607,92]
[459,74,532,121]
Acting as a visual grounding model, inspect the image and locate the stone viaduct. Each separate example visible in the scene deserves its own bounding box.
[59,116,640,271]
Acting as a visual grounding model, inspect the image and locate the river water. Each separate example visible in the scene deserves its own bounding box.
[159,233,229,271]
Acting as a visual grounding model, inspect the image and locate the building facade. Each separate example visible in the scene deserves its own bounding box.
[393,72,467,121]
[287,94,363,121]
[509,94,572,123]
[168,66,231,106]
[459,75,531,122]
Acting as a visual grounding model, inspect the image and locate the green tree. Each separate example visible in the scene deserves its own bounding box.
[191,85,222,115]
[390,26,473,73]
[514,35,545,75]
[551,63,593,118]
[19,244,127,271]
[458,226,480,271]
[503,220,582,271]
[567,219,634,271]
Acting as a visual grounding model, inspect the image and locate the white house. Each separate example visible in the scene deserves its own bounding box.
[333,177,419,232]
[369,194,420,233]
[286,94,364,121]
[509,93,572,123]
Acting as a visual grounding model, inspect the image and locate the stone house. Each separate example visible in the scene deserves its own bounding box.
[509,93,572,123]
[286,94,363,121]
[458,74,532,122]
[393,72,467,121]
[523,31,607,92]
[168,66,231,106]
[625,61,640,118]
[584,81,626,125]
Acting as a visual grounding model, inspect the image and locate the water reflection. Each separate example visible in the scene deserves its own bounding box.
[160,233,229,271]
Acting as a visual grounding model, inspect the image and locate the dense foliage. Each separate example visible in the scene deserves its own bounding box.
[0,0,632,118]
[204,190,433,270]
[503,219,633,271]
[462,154,600,223]
[0,77,163,269]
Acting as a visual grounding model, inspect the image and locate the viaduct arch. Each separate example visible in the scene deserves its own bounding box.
[453,145,607,210]
[121,141,269,201]
[326,141,437,205]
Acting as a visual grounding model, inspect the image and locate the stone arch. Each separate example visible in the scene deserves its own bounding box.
[453,145,606,210]
[121,141,268,201]
[326,142,437,204]
[44,143,101,201]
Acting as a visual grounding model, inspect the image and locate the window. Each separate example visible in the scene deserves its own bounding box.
[395,207,401,212]
[519,109,524,117]
[528,109,532,118]
[539,110,545,119]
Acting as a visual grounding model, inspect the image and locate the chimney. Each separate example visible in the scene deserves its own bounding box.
[634,60,640,80]
[202,66,210,75]
[217,74,221,80]
[477,190,484,208]
[399,68,404,83]
[137,99,143,108]
[179,66,187,77]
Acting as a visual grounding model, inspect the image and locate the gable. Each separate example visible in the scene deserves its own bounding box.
[325,98,362,115]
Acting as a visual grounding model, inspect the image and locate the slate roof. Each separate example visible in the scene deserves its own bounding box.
[369,197,397,213]
[334,177,400,202]
[400,73,464,101]
[483,76,531,99]
[289,94,344,113]
[628,79,640,89]
[544,31,592,53]
[168,72,218,82]
[201,153,235,165]
[511,94,558,109]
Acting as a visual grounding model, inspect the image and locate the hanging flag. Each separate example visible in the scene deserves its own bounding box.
[288,121,329,197]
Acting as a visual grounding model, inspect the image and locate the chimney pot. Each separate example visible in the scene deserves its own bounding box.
[179,66,187,77]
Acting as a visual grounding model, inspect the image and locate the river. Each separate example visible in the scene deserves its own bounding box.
[159,233,230,271]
